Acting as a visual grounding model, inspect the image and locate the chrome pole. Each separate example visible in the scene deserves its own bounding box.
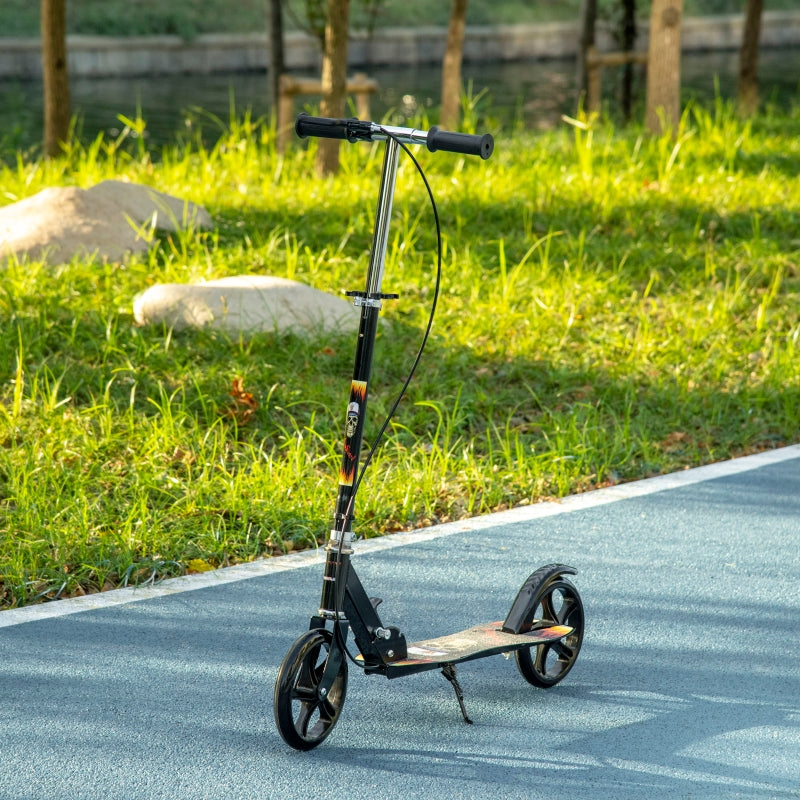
[365,136,401,299]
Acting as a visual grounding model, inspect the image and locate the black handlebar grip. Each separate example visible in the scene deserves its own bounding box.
[426,127,494,159]
[295,113,351,141]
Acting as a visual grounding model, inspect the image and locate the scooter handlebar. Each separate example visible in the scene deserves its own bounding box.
[294,113,494,159]
[426,126,494,160]
[294,113,372,142]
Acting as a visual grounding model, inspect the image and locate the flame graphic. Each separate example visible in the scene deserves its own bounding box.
[351,380,367,403]
[339,380,367,486]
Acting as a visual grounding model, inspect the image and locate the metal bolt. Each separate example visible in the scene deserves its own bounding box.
[319,688,327,696]
[387,650,394,658]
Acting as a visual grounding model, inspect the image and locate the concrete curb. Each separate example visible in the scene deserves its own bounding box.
[1,12,799,79]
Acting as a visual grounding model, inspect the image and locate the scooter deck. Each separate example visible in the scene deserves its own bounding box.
[375,621,572,677]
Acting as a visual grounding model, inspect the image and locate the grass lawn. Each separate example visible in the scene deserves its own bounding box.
[1,97,799,608]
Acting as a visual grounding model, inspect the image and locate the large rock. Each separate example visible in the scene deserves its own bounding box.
[0,179,211,264]
[133,275,360,336]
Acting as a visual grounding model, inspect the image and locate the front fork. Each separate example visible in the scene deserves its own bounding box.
[315,136,408,674]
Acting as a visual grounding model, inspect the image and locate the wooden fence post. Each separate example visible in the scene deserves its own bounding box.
[277,73,379,154]
[586,47,648,115]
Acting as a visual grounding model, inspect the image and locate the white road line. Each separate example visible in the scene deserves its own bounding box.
[2,444,798,629]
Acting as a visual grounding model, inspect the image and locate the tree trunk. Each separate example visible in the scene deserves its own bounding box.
[737,0,763,116]
[645,0,683,135]
[269,0,289,147]
[440,0,468,129]
[576,0,597,102]
[620,0,637,121]
[316,0,350,176]
[269,0,285,109]
[41,0,71,157]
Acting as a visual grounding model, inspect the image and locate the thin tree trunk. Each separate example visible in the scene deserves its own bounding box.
[316,0,350,175]
[737,0,763,116]
[576,0,597,102]
[440,0,467,129]
[41,0,71,157]
[269,0,289,148]
[620,0,637,121]
[645,0,683,135]
[269,0,285,109]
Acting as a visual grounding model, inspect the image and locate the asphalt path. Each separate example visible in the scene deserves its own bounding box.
[1,446,799,800]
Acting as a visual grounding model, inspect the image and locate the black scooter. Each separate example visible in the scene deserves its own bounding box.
[273,113,584,750]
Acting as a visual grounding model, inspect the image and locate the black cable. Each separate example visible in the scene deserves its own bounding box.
[348,130,443,507]
[332,128,443,667]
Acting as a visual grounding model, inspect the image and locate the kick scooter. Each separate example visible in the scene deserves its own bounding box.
[273,113,585,750]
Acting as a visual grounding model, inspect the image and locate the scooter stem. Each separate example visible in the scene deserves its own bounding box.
[365,136,400,297]
[319,136,401,619]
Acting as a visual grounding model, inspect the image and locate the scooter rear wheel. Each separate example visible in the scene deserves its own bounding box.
[273,629,347,750]
[516,577,584,688]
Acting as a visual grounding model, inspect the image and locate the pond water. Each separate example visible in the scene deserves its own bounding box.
[1,47,799,152]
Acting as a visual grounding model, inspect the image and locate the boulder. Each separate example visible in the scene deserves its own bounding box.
[0,179,211,264]
[133,275,360,336]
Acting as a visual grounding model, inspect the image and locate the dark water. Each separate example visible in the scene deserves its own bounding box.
[1,48,799,152]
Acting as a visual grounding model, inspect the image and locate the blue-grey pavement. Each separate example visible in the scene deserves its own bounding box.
[1,447,799,800]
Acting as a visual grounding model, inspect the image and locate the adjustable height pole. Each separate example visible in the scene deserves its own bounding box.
[319,137,401,618]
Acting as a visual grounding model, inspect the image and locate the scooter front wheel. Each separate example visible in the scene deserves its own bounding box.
[273,629,348,750]
[516,577,584,688]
